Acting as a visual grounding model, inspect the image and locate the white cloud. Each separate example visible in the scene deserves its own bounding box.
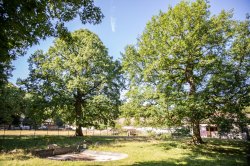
[110,16,116,32]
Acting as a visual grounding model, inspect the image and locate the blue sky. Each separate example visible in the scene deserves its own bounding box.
[9,0,250,83]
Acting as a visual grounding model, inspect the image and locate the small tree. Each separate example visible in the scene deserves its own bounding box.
[21,29,122,136]
[21,92,51,128]
[0,83,25,126]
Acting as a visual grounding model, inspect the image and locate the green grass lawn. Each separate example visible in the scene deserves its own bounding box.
[0,135,249,166]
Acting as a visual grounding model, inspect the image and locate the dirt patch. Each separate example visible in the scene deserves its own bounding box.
[47,150,128,161]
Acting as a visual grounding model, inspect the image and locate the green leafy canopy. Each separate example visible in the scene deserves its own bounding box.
[20,29,123,135]
[122,0,250,143]
[0,0,104,85]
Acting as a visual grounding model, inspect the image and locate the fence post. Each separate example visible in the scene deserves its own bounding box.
[3,125,5,139]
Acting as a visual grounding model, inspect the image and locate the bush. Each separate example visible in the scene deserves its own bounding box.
[147,131,172,140]
[147,131,157,138]
[172,127,191,137]
[159,133,172,140]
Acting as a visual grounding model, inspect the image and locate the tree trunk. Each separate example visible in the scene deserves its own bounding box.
[75,91,83,136]
[76,124,83,136]
[243,126,250,141]
[192,121,204,144]
[185,67,204,144]
[246,128,250,141]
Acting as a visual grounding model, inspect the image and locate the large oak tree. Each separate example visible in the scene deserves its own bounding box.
[122,0,250,144]
[21,29,122,136]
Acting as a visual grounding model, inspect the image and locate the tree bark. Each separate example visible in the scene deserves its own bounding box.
[192,121,204,144]
[243,126,250,141]
[185,66,204,144]
[75,90,83,136]
[75,123,83,136]
[246,128,250,141]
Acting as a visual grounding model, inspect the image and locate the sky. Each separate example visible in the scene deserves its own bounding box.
[9,0,250,84]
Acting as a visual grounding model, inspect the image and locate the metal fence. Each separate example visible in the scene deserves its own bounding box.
[0,129,133,137]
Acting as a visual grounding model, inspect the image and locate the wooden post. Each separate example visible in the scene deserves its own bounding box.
[3,125,5,139]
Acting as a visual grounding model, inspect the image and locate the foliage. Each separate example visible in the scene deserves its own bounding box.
[0,83,25,125]
[245,107,250,114]
[123,118,131,126]
[210,111,249,137]
[212,116,234,134]
[172,127,191,137]
[0,0,104,85]
[158,133,172,140]
[122,0,250,144]
[20,29,123,136]
[54,116,64,127]
[0,62,13,87]
[10,115,21,126]
[22,93,52,127]
[22,117,34,127]
[120,85,181,128]
[114,123,122,130]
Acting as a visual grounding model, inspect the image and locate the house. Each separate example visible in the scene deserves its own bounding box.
[200,124,218,138]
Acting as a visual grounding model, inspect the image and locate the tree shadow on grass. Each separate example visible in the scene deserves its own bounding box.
[0,136,120,152]
[0,135,149,153]
[132,157,246,166]
[147,138,249,166]
[132,147,248,166]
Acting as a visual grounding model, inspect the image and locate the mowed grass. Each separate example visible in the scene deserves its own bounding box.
[0,135,249,166]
